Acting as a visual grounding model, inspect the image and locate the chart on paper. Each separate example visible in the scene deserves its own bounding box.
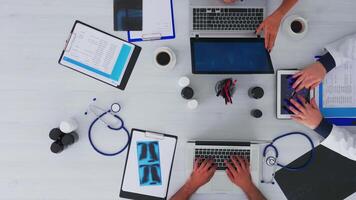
[322,62,356,108]
[62,23,134,86]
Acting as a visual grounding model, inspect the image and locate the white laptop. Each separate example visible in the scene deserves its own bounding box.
[189,0,274,75]
[185,140,267,193]
[189,0,267,38]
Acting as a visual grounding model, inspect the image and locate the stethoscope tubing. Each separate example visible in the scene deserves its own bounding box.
[263,132,315,171]
[88,110,130,156]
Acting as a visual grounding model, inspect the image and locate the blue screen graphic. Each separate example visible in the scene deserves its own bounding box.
[192,41,272,73]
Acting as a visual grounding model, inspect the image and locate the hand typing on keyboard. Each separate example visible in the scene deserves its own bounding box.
[223,0,298,52]
[225,156,267,200]
[170,158,216,200]
[223,0,237,4]
[188,158,217,190]
[256,11,283,51]
[170,157,266,200]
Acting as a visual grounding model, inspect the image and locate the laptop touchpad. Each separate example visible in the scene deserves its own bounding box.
[211,173,234,191]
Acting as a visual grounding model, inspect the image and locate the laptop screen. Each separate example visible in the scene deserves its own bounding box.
[191,38,273,74]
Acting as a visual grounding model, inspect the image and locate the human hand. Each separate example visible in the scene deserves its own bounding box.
[223,0,237,4]
[292,62,327,92]
[186,158,217,191]
[288,96,323,129]
[225,156,254,191]
[256,11,283,51]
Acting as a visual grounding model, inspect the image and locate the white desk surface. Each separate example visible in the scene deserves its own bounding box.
[1,0,356,199]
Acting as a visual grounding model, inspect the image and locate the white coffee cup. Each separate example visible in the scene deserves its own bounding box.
[283,15,308,40]
[153,47,176,70]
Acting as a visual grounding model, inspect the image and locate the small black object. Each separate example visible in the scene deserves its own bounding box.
[50,141,64,153]
[181,87,194,99]
[249,86,264,99]
[291,20,303,33]
[61,133,75,146]
[251,109,263,118]
[49,128,65,141]
[156,52,171,66]
[50,128,79,154]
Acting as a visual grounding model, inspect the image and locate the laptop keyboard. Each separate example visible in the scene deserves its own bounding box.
[192,8,264,31]
[195,148,250,170]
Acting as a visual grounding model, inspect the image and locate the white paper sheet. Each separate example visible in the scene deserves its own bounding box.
[62,23,134,86]
[322,61,356,108]
[129,0,174,40]
[122,130,176,198]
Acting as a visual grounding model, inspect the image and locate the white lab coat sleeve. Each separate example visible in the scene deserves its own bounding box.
[321,125,356,161]
[325,32,356,67]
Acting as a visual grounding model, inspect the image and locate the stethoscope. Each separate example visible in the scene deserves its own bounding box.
[87,103,131,156]
[261,132,315,184]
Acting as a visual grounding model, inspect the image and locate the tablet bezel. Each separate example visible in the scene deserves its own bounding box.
[277,70,315,119]
[58,20,141,90]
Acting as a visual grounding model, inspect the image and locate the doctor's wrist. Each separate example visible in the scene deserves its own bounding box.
[314,118,333,138]
[183,180,200,194]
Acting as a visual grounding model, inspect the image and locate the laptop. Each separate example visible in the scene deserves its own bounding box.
[185,140,267,193]
[189,0,274,74]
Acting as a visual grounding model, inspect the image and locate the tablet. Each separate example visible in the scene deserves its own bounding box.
[277,70,314,119]
[59,21,141,90]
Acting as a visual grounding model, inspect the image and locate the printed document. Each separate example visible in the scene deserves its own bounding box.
[322,61,356,108]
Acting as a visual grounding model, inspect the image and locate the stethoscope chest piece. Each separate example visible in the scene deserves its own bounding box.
[266,156,277,167]
[261,132,315,184]
[111,103,121,113]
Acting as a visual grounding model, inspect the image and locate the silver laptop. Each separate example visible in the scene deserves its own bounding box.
[189,0,267,38]
[185,140,267,193]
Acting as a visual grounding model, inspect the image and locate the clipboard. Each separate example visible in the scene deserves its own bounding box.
[58,21,141,90]
[317,83,356,126]
[120,129,178,200]
[275,145,356,200]
[314,56,356,126]
[127,0,175,42]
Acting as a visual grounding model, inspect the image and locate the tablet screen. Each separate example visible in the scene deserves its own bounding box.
[280,75,310,114]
